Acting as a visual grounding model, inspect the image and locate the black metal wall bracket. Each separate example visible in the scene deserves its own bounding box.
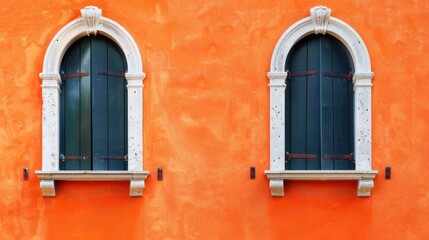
[250,167,255,179]
[23,167,29,180]
[157,168,163,181]
[385,166,391,179]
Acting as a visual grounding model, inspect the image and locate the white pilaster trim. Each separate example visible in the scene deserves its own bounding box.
[267,6,377,197]
[268,72,287,177]
[353,72,373,172]
[37,6,148,197]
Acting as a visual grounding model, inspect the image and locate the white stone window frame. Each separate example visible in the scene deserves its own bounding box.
[36,6,149,197]
[265,6,378,197]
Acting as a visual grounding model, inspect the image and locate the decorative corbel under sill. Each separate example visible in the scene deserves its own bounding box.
[35,171,150,197]
[264,170,378,197]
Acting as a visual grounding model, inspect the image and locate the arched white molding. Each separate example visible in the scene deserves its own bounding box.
[270,7,371,73]
[265,6,377,197]
[41,6,143,74]
[36,6,149,197]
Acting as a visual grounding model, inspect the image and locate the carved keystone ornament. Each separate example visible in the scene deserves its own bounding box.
[81,6,102,36]
[310,6,331,35]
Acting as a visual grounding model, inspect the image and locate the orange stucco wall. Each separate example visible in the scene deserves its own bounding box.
[0,0,428,239]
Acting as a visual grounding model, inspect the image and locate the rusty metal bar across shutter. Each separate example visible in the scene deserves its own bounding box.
[323,154,354,160]
[97,71,126,77]
[323,72,353,80]
[287,70,317,79]
[62,72,90,79]
[99,155,128,161]
[286,153,318,160]
[60,154,87,161]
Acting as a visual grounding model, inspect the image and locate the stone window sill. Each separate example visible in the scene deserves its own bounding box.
[35,170,149,197]
[264,170,378,197]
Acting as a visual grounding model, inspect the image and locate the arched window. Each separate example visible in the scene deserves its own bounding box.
[285,34,354,170]
[265,6,378,197]
[60,36,128,171]
[36,6,148,197]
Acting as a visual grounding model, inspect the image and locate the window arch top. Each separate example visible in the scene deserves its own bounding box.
[270,6,371,74]
[41,6,144,75]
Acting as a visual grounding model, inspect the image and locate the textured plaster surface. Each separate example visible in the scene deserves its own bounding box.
[0,0,429,239]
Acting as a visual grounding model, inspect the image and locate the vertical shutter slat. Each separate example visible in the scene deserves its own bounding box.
[64,40,82,170]
[306,36,321,170]
[349,73,355,170]
[331,37,353,170]
[79,38,91,170]
[92,36,109,170]
[107,42,127,170]
[320,36,334,170]
[289,39,308,170]
[285,71,292,170]
[59,55,66,170]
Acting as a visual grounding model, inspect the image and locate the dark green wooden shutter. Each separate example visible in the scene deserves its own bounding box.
[60,38,91,170]
[286,34,354,170]
[92,36,127,170]
[320,36,354,170]
[286,36,321,170]
[60,36,127,171]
